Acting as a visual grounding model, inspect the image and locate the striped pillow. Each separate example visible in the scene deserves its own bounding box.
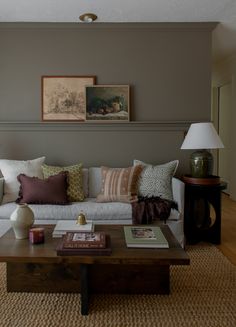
[96,166,143,203]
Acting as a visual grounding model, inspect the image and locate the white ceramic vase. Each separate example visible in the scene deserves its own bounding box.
[10,203,35,239]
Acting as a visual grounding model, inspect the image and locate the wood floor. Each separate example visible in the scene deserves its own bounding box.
[217,193,236,265]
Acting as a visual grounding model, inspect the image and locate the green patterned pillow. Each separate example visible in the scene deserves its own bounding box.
[42,163,84,202]
[133,160,179,201]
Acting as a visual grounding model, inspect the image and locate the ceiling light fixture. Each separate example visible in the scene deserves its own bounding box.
[79,13,97,23]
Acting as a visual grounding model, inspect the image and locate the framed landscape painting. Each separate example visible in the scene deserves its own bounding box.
[86,85,130,121]
[42,76,95,121]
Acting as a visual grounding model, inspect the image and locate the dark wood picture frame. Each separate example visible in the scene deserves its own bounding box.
[42,76,96,121]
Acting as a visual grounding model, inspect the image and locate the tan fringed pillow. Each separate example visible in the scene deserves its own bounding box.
[96,166,143,203]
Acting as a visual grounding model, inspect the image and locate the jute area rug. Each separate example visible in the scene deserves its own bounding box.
[0,244,235,327]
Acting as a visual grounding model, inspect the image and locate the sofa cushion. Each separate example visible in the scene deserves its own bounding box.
[82,168,89,198]
[134,160,179,201]
[17,172,69,205]
[0,198,132,221]
[42,163,84,202]
[96,166,143,203]
[88,167,102,198]
[0,157,45,204]
[0,198,180,222]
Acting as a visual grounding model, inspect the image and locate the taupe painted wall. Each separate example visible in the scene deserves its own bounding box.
[0,23,215,174]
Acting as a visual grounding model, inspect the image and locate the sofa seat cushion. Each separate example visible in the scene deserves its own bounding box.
[0,199,132,222]
[0,199,181,222]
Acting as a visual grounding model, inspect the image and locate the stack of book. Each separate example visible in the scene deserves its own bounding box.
[56,231,112,256]
[52,220,94,238]
[124,226,169,248]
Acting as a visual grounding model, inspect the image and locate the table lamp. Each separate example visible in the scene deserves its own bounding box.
[181,122,224,178]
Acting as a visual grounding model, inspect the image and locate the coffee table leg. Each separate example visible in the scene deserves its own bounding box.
[80,264,89,315]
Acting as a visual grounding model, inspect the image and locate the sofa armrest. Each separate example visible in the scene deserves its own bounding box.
[0,178,4,204]
[172,177,185,218]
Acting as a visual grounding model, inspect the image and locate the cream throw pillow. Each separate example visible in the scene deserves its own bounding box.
[96,166,143,203]
[0,157,45,204]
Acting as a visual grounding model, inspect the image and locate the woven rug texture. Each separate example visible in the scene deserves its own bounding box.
[0,244,235,327]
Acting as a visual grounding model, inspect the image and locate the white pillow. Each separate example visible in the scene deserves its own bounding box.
[0,157,45,204]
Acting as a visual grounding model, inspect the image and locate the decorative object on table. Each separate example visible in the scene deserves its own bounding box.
[29,227,45,244]
[53,220,94,238]
[52,220,94,238]
[62,232,106,249]
[42,76,96,121]
[181,122,224,178]
[56,235,112,256]
[77,212,87,225]
[85,85,130,121]
[123,226,169,248]
[10,203,35,239]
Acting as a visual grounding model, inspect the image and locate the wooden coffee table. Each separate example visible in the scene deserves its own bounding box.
[0,224,190,315]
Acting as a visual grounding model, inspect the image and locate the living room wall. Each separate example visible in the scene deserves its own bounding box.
[0,23,215,174]
[212,55,236,200]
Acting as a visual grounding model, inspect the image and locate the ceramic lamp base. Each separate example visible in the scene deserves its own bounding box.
[190,149,213,178]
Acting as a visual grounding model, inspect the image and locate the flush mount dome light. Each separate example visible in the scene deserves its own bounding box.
[79,13,97,23]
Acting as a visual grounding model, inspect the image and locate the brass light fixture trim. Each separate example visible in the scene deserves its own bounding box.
[79,13,97,22]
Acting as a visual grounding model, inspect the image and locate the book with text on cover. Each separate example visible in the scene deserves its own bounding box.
[124,226,169,248]
[56,235,112,256]
[52,220,94,238]
[62,231,106,249]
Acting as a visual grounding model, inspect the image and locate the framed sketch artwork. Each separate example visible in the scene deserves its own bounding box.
[86,85,130,121]
[42,76,96,121]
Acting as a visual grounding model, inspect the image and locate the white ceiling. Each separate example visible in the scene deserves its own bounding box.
[0,0,236,63]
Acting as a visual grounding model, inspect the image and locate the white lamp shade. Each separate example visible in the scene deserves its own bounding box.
[181,122,224,150]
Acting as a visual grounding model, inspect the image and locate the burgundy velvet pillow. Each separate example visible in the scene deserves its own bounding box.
[16,171,69,205]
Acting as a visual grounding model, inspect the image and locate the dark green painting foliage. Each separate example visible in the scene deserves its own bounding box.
[88,95,125,114]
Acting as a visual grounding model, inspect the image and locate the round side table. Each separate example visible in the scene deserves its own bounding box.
[182,175,227,244]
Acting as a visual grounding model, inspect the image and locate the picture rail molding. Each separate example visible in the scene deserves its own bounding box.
[0,121,197,132]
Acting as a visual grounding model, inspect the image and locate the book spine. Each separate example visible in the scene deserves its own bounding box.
[63,243,105,249]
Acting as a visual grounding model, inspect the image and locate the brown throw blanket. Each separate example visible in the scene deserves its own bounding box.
[131,197,178,224]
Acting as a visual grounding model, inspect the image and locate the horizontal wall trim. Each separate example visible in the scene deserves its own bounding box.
[0,121,197,132]
[0,22,218,32]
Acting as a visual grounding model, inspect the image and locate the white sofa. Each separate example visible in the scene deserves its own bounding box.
[0,167,185,246]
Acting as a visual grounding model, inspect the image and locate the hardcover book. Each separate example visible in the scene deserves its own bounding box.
[124,226,169,248]
[62,231,106,249]
[56,235,112,256]
[52,220,94,238]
